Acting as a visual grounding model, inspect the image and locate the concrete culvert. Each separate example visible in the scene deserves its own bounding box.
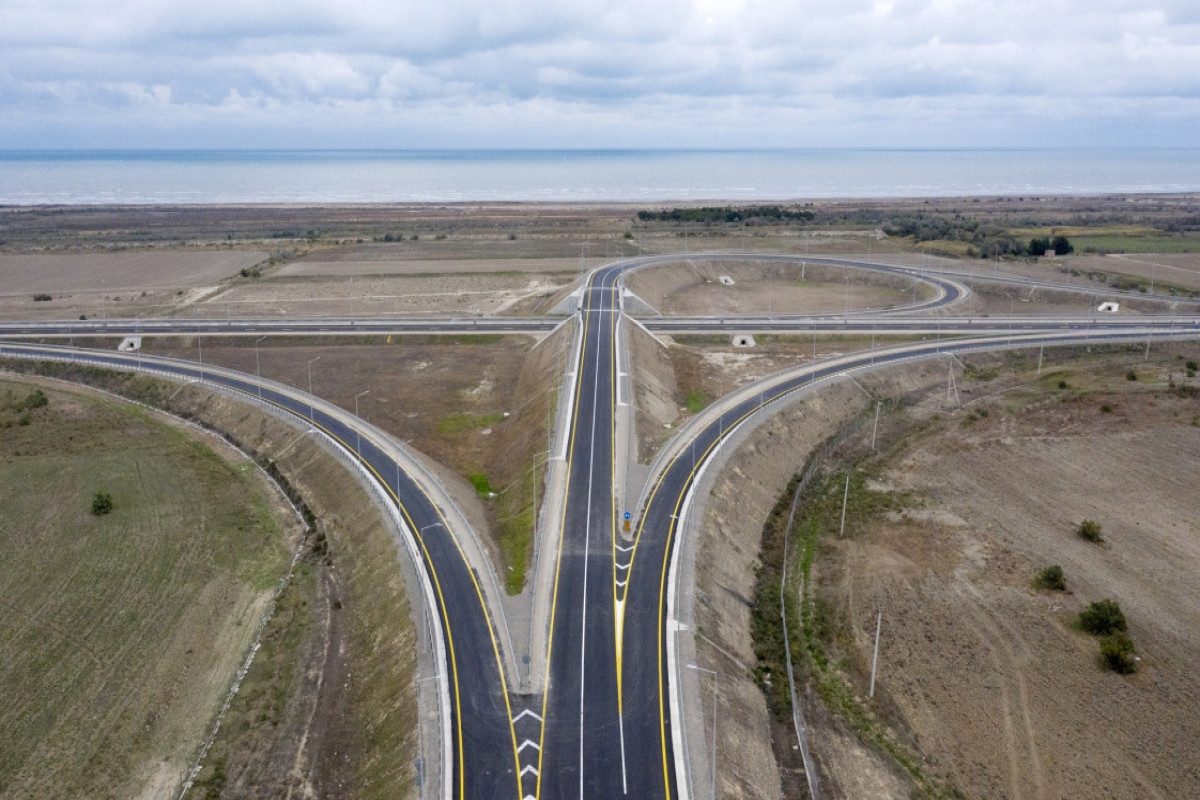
[733,335,756,348]
[718,275,735,285]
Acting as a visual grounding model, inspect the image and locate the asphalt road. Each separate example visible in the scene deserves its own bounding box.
[4,250,1200,800]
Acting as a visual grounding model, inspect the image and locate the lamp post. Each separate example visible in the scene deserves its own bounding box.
[686,663,718,800]
[354,389,370,455]
[254,336,267,398]
[306,356,321,421]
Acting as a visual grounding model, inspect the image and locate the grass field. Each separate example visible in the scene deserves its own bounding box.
[0,378,296,799]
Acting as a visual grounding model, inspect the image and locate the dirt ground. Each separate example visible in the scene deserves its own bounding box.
[625,259,917,317]
[212,272,573,318]
[144,332,564,588]
[819,346,1200,799]
[0,250,269,320]
[168,388,421,800]
[1071,252,1200,291]
[631,331,898,461]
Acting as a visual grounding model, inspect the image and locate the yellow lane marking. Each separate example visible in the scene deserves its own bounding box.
[534,280,595,798]
[206,375,527,799]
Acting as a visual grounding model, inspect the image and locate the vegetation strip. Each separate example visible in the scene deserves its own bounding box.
[751,407,961,799]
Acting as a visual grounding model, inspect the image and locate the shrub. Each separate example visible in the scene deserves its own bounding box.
[1078,519,1103,543]
[1186,360,1198,372]
[1034,564,1066,591]
[91,491,114,516]
[1099,631,1137,673]
[1079,599,1126,636]
[33,293,52,302]
[1057,379,1069,389]
[1100,404,1113,414]
[1126,370,1138,381]
[22,389,47,410]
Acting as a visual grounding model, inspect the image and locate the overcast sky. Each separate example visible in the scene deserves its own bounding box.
[2,0,1198,149]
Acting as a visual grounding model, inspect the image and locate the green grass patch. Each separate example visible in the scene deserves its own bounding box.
[470,472,496,497]
[1071,234,1200,255]
[684,387,710,414]
[492,459,545,594]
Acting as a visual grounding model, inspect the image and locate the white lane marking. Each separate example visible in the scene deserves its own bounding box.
[615,578,628,588]
[615,561,630,571]
[521,765,539,777]
[512,709,543,723]
[519,739,541,752]
[578,308,604,800]
[615,543,634,552]
[619,711,629,795]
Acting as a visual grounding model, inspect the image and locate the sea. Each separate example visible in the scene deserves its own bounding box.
[2,148,1200,205]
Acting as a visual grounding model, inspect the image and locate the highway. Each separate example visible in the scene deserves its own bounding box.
[3,251,1200,800]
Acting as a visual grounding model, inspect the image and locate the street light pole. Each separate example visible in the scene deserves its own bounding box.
[687,663,718,800]
[255,336,267,398]
[307,356,321,421]
[355,389,370,454]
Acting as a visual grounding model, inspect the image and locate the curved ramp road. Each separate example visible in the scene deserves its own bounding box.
[4,250,1200,800]
[0,342,525,800]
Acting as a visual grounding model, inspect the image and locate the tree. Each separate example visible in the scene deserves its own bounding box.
[1029,236,1050,257]
[1099,631,1137,674]
[91,491,113,516]
[1079,599,1126,636]
[1051,235,1074,256]
[1034,564,1066,591]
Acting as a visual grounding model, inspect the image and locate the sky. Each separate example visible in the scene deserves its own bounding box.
[1,0,1199,150]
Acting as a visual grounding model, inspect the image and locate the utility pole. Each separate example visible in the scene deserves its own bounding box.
[255,335,267,398]
[307,355,321,422]
[869,609,883,698]
[686,663,718,800]
[354,389,370,454]
[839,472,850,538]
[871,401,881,450]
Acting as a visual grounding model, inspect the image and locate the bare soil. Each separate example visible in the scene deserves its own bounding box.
[1071,253,1200,291]
[212,272,573,317]
[625,259,916,317]
[167,388,421,800]
[679,358,960,800]
[815,345,1200,799]
[0,251,268,320]
[144,332,564,587]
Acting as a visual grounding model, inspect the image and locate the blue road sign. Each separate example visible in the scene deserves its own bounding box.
[623,511,631,520]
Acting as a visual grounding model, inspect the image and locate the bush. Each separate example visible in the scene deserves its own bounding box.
[1034,564,1066,591]
[1078,519,1104,543]
[1100,404,1113,414]
[1099,631,1137,674]
[1187,360,1198,372]
[33,293,52,302]
[22,389,47,410]
[1079,599,1126,636]
[91,491,114,516]
[1126,370,1138,381]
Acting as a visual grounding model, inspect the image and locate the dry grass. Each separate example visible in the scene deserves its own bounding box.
[0,377,295,799]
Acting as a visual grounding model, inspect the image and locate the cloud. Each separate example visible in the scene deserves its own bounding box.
[1,0,1199,147]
